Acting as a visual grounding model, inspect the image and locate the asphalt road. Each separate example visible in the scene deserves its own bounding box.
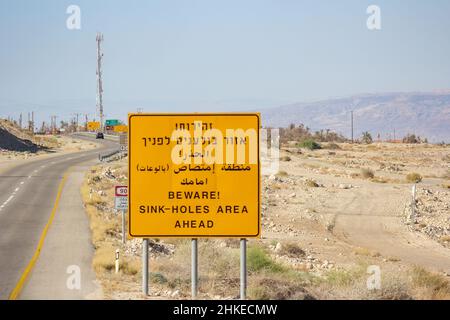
[0,135,117,299]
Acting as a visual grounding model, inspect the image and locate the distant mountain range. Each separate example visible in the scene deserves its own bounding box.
[260,91,450,142]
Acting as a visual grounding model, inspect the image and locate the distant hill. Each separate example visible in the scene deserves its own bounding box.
[260,92,450,143]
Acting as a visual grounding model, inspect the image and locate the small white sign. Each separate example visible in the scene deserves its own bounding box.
[115,196,128,210]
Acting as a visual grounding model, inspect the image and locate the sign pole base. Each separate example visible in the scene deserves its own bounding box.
[192,238,198,299]
[142,238,149,295]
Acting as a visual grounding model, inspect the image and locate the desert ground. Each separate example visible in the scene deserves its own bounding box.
[81,142,450,300]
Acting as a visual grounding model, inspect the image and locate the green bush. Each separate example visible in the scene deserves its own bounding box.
[248,247,285,273]
[298,139,322,150]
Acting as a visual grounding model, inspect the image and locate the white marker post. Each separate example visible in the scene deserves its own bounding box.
[240,238,247,300]
[115,249,120,273]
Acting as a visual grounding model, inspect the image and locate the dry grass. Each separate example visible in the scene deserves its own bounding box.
[410,266,450,299]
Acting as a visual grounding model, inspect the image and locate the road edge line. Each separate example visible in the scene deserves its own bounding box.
[8,169,71,300]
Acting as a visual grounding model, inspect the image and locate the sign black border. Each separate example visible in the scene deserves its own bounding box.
[128,113,261,238]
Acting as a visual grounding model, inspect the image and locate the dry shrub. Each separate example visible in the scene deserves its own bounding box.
[406,172,423,183]
[280,243,306,258]
[249,275,315,300]
[305,179,319,188]
[280,155,291,162]
[361,168,375,179]
[276,170,288,177]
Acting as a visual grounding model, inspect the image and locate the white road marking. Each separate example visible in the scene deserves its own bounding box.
[20,181,24,185]
[14,187,19,192]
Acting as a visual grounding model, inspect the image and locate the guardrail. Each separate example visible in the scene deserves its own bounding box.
[99,149,127,162]
[73,132,119,142]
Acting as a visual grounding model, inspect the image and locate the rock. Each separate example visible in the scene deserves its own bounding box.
[171,290,180,298]
[275,242,283,253]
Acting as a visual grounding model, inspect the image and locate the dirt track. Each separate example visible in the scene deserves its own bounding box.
[330,183,450,274]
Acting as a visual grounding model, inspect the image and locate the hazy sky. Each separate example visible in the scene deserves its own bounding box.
[0,0,449,125]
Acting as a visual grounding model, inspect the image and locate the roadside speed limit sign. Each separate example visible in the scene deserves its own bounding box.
[115,185,128,197]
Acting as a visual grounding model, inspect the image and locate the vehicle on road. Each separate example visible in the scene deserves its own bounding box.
[96,132,104,139]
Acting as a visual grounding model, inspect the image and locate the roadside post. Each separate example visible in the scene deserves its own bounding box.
[119,133,128,158]
[115,249,120,273]
[114,185,128,244]
[128,113,261,299]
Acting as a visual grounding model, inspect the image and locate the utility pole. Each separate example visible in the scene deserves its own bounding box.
[350,110,354,143]
[73,113,81,132]
[96,33,104,133]
[19,113,22,129]
[84,114,89,131]
[31,111,34,135]
[50,115,58,134]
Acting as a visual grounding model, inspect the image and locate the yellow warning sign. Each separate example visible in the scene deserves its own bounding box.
[128,113,260,238]
[87,121,100,131]
[113,125,128,133]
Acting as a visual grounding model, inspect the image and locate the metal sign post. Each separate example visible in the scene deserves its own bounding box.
[191,239,198,298]
[115,186,128,244]
[121,210,126,244]
[240,238,247,300]
[142,238,149,295]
